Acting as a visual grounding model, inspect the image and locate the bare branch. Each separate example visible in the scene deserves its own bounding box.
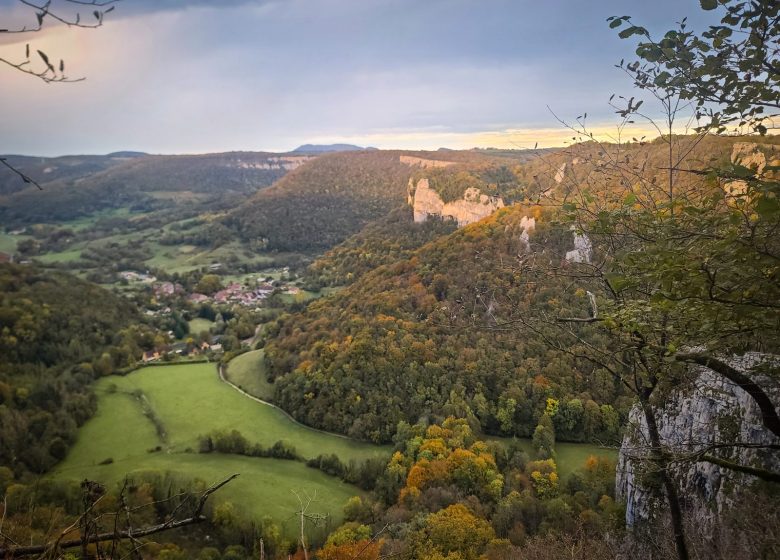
[0,157,43,189]
[0,474,239,558]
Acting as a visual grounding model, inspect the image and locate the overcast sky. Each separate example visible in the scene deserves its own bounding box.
[0,0,718,155]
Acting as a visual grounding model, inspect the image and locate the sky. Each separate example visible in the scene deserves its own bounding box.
[0,0,720,156]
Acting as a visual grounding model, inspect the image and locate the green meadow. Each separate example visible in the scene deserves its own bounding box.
[54,362,388,534]
[54,361,616,535]
[0,233,29,254]
[56,453,359,536]
[60,362,388,461]
[224,350,276,401]
[187,318,216,336]
[143,241,279,274]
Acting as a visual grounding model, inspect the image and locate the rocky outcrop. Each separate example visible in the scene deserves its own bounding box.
[616,353,780,527]
[727,142,779,196]
[517,215,536,251]
[565,230,592,264]
[235,155,314,171]
[731,142,773,174]
[409,178,505,227]
[400,155,456,169]
[554,162,567,184]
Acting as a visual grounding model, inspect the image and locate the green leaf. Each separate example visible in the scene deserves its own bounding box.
[654,71,671,85]
[618,26,647,39]
[755,196,779,217]
[699,0,718,10]
[605,273,631,292]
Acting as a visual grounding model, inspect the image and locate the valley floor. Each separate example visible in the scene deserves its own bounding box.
[54,361,618,536]
[53,362,386,537]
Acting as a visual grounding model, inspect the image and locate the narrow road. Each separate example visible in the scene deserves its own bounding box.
[217,363,354,441]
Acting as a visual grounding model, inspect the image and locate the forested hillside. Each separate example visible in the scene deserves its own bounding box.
[307,206,457,287]
[0,152,296,225]
[0,153,142,196]
[0,265,150,475]
[265,204,630,443]
[263,134,778,445]
[225,151,414,251]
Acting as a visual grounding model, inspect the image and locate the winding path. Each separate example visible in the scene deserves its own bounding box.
[217,363,354,441]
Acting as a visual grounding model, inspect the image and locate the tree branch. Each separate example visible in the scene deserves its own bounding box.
[0,474,239,558]
[700,454,780,483]
[0,157,43,189]
[675,352,780,439]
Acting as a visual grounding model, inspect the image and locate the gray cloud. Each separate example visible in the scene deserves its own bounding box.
[0,0,721,155]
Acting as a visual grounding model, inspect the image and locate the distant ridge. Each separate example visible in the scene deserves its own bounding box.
[292,143,373,153]
[107,151,148,158]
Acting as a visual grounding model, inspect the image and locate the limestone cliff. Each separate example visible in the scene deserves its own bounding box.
[565,229,592,264]
[726,141,779,196]
[616,353,780,527]
[408,178,505,227]
[731,141,776,174]
[234,155,314,171]
[399,155,456,169]
[554,162,567,184]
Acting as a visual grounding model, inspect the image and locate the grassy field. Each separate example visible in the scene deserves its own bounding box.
[34,248,84,264]
[187,318,215,336]
[143,241,277,274]
[82,363,388,459]
[224,350,276,401]
[56,452,359,537]
[62,207,134,231]
[55,362,386,534]
[486,436,618,480]
[0,232,34,254]
[555,441,618,478]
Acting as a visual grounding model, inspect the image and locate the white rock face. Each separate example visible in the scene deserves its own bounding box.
[727,142,777,196]
[410,178,505,227]
[234,156,314,171]
[518,216,536,251]
[554,162,567,184]
[565,230,592,264]
[616,353,780,527]
[400,155,456,169]
[731,142,770,174]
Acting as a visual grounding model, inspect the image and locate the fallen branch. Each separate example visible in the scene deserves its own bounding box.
[0,474,239,558]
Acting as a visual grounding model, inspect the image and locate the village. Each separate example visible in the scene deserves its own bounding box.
[119,267,303,309]
[118,266,306,365]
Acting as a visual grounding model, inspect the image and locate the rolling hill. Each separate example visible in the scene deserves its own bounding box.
[0,151,310,226]
[224,151,414,252]
[259,135,779,443]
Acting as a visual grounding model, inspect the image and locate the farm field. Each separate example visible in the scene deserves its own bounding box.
[14,211,285,274]
[142,240,300,275]
[224,350,275,401]
[34,248,84,264]
[60,206,135,231]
